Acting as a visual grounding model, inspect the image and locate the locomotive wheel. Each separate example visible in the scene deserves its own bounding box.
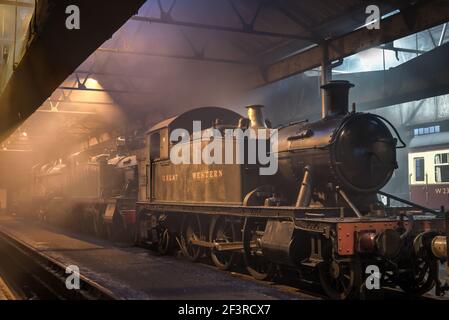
[209,217,239,270]
[242,218,274,281]
[158,227,174,255]
[318,260,361,300]
[398,257,436,296]
[180,214,204,262]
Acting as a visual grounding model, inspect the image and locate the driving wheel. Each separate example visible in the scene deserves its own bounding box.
[209,216,239,270]
[398,257,436,296]
[180,214,204,261]
[318,260,362,299]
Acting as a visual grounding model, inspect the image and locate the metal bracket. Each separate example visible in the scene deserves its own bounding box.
[157,0,177,22]
[75,73,90,90]
[271,0,321,44]
[228,0,264,32]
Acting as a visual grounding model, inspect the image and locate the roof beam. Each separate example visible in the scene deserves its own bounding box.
[58,85,142,94]
[130,15,314,41]
[250,0,449,87]
[96,47,257,66]
[340,41,449,111]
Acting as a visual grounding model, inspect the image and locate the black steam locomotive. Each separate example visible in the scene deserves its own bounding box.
[25,80,449,299]
[133,80,449,299]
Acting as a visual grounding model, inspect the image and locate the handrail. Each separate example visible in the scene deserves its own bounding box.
[378,190,440,214]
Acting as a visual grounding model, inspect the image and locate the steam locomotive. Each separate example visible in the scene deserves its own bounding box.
[133,80,449,299]
[29,140,141,241]
[26,80,449,299]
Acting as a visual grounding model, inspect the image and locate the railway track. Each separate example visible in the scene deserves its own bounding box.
[218,263,443,301]
[0,217,444,300]
[0,228,117,300]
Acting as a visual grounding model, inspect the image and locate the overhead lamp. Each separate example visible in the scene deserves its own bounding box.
[85,77,99,88]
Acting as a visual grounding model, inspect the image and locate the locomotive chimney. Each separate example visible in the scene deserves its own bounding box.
[321,80,354,118]
[246,105,267,129]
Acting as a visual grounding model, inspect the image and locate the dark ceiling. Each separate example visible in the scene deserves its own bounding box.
[1,0,445,157]
[69,0,414,120]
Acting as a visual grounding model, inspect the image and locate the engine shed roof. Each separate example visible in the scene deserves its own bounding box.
[1,0,449,163]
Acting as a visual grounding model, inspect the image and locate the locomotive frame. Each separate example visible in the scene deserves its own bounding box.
[136,190,447,299]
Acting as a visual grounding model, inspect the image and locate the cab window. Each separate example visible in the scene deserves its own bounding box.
[150,132,161,160]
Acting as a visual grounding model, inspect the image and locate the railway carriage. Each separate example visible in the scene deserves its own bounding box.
[409,142,449,209]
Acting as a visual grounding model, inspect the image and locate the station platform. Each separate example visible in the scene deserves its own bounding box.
[0,215,311,300]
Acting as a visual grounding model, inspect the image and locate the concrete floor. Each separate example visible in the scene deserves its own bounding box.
[0,215,314,300]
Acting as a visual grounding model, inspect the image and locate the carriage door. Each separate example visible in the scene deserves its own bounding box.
[410,156,426,205]
[434,152,449,207]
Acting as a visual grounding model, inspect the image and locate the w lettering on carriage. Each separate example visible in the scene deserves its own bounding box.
[435,187,449,194]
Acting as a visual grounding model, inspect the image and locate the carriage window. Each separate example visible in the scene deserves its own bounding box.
[414,125,441,136]
[435,153,449,164]
[414,158,424,181]
[435,153,449,182]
